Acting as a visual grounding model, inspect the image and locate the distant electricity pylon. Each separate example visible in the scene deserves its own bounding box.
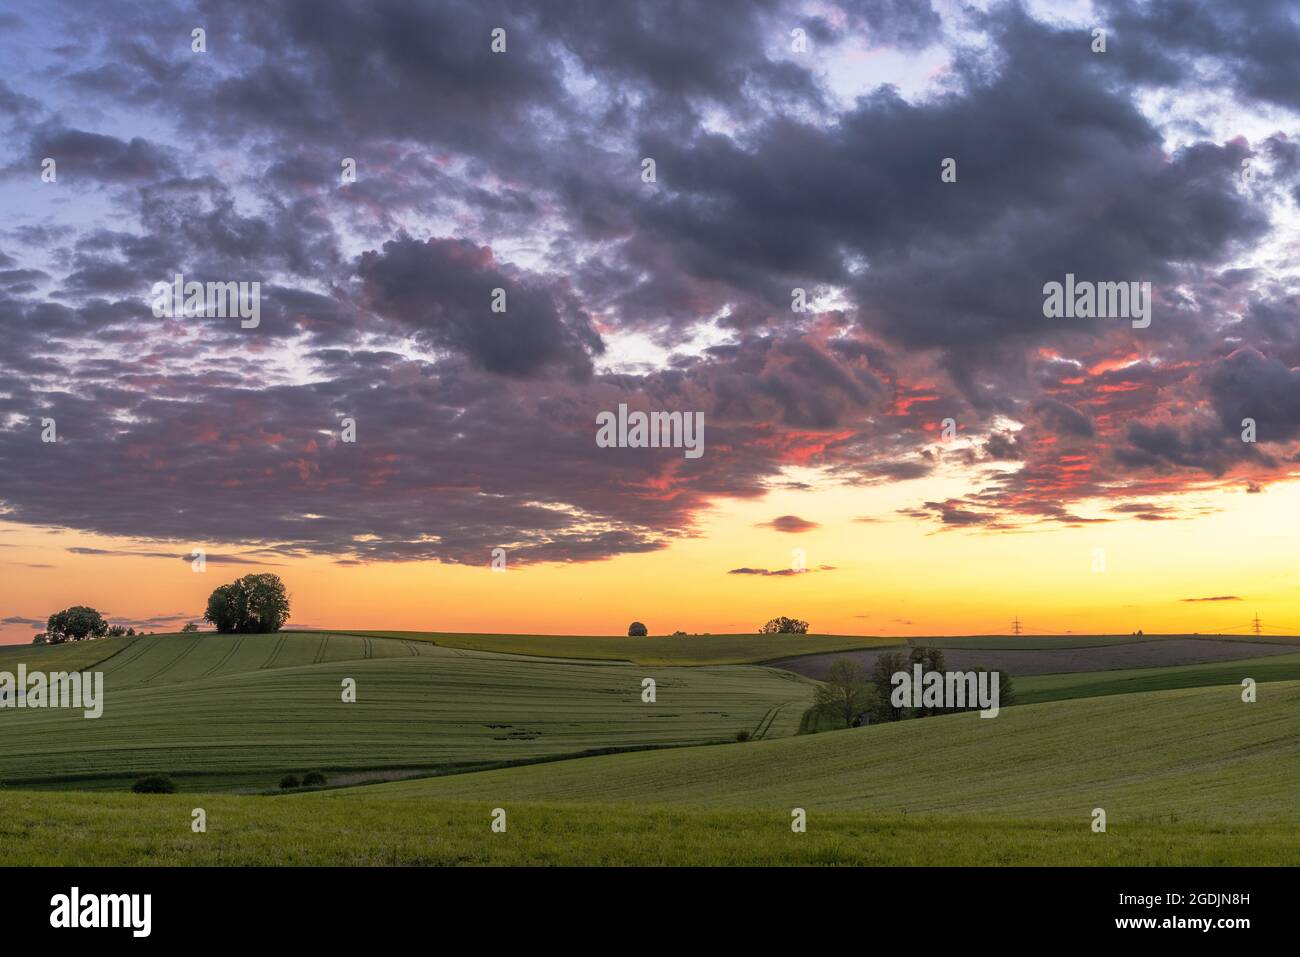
[1011,615,1022,636]
[1253,613,1262,636]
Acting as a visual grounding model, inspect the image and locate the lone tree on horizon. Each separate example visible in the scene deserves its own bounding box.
[760,616,809,635]
[627,621,648,637]
[204,573,290,634]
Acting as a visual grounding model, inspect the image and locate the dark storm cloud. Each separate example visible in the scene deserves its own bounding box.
[1096,0,1300,111]
[23,127,177,182]
[358,235,602,379]
[1032,398,1095,438]
[0,0,1296,559]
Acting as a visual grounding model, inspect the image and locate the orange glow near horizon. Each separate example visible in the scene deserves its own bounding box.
[3,465,1298,645]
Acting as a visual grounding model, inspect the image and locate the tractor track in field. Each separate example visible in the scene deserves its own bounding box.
[261,635,287,670]
[403,641,420,657]
[201,636,244,678]
[139,638,200,684]
[97,636,157,676]
[312,634,330,664]
[84,636,152,674]
[751,703,786,740]
[363,637,373,659]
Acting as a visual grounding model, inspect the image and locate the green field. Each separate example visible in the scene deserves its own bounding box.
[3,629,1297,866]
[350,681,1300,824]
[0,790,1289,866]
[0,634,136,672]
[329,630,899,664]
[1015,652,1300,704]
[0,633,815,790]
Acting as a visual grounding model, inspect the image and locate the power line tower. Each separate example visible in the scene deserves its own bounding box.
[1011,615,1022,636]
[1253,613,1262,636]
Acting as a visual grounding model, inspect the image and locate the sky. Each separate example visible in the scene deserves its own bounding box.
[2,0,1300,643]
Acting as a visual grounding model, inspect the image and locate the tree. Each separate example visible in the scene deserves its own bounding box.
[180,622,200,633]
[812,659,876,729]
[760,616,809,634]
[869,650,910,722]
[31,633,46,645]
[627,621,648,637]
[45,606,109,644]
[908,646,946,717]
[204,574,290,634]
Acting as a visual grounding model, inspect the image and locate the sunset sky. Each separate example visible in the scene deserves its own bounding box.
[3,0,1300,644]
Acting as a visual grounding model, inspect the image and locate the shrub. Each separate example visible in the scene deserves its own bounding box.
[735,729,751,742]
[627,621,648,637]
[180,622,199,633]
[132,774,177,794]
[301,770,327,787]
[671,630,687,637]
[279,774,301,790]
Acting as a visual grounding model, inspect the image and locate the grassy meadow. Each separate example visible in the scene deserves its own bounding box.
[0,633,815,790]
[1,629,1297,865]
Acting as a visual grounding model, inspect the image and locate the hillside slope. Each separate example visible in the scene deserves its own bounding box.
[350,680,1300,823]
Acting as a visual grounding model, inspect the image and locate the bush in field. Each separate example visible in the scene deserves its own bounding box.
[45,606,109,643]
[180,622,199,633]
[279,774,301,790]
[205,574,290,634]
[627,621,648,637]
[813,659,877,729]
[759,616,808,635]
[132,774,177,794]
[735,729,751,742]
[31,633,46,645]
[301,770,327,787]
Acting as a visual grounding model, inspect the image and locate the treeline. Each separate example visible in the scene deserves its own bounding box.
[809,647,1014,730]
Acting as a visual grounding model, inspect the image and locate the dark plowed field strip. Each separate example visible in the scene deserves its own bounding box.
[773,637,1300,680]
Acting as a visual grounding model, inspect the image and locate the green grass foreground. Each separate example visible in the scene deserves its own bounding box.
[0,790,1292,866]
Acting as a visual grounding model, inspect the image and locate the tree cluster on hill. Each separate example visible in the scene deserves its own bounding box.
[204,574,290,634]
[760,616,809,634]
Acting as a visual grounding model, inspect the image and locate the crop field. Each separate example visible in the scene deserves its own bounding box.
[329,630,900,665]
[0,790,1290,866]
[774,636,1300,680]
[0,634,136,673]
[1014,652,1300,703]
[0,633,815,791]
[350,681,1300,824]
[3,630,1297,867]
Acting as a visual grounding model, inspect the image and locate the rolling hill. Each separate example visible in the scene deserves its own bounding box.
[0,633,816,790]
[347,680,1300,824]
